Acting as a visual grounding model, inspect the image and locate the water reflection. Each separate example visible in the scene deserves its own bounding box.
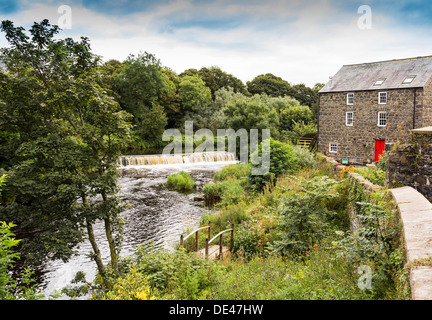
[39,160,236,298]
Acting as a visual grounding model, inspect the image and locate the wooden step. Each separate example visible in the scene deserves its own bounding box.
[197,245,231,260]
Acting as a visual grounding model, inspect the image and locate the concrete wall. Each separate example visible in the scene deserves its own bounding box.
[389,187,432,300]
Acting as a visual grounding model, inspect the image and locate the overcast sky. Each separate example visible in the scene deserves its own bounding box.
[1,0,432,87]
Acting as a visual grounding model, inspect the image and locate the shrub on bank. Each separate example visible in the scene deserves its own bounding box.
[248,139,301,191]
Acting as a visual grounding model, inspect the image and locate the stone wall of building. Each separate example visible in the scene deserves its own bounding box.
[419,77,432,128]
[318,88,422,163]
[387,128,432,202]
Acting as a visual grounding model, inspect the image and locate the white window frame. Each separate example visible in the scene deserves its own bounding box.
[329,142,338,153]
[374,78,386,86]
[346,93,354,105]
[346,111,353,126]
[378,112,387,127]
[402,76,415,84]
[378,92,387,104]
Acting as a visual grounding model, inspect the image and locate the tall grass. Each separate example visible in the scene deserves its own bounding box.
[166,171,196,192]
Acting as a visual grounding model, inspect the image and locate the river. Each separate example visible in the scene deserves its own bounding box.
[37,155,237,299]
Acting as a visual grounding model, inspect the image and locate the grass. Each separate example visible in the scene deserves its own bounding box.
[166,171,196,192]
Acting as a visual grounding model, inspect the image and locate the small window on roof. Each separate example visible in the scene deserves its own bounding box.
[374,78,386,86]
[402,76,416,84]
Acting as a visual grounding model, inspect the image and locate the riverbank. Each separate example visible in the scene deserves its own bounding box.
[73,149,407,300]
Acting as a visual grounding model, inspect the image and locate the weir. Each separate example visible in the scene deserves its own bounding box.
[118,151,237,167]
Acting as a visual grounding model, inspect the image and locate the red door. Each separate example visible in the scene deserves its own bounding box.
[375,140,385,162]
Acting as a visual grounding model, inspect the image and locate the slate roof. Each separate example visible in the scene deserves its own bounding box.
[319,55,432,93]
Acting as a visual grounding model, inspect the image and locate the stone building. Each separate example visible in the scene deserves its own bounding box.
[317,55,432,164]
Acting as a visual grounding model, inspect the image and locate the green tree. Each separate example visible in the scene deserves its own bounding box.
[198,66,246,99]
[98,59,124,97]
[248,139,299,190]
[0,20,131,285]
[246,73,294,97]
[114,52,171,150]
[291,83,318,107]
[310,83,325,121]
[222,94,279,139]
[178,74,212,112]
[160,67,181,128]
[279,104,313,132]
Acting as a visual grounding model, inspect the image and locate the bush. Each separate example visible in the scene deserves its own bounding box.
[96,264,156,300]
[281,120,317,144]
[293,146,317,169]
[201,202,249,235]
[203,179,246,207]
[134,245,224,299]
[202,182,222,204]
[248,139,300,191]
[166,171,196,192]
[234,219,271,260]
[213,163,251,181]
[203,163,250,207]
[0,221,43,300]
[271,176,340,256]
[335,187,403,298]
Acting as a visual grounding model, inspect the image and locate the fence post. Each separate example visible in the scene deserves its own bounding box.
[205,238,209,259]
[219,233,223,260]
[208,221,211,241]
[195,230,199,252]
[180,234,184,248]
[230,223,234,252]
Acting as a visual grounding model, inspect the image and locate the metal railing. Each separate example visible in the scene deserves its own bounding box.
[180,221,234,259]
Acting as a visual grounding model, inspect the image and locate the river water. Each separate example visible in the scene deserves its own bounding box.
[37,158,237,299]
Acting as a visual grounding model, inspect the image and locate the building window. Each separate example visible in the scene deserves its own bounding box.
[346,111,353,126]
[329,142,338,153]
[378,92,387,104]
[346,93,354,105]
[402,75,415,84]
[378,112,387,127]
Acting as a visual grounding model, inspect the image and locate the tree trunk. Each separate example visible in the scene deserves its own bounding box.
[104,216,119,277]
[86,218,106,283]
[101,189,120,277]
[82,193,107,287]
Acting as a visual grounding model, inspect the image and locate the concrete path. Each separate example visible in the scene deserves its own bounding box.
[390,186,432,300]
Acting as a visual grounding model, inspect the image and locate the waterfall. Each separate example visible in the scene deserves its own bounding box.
[118,151,237,167]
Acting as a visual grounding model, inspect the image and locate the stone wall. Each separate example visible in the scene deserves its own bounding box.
[387,127,432,202]
[318,88,422,163]
[320,152,432,299]
[317,153,383,234]
[418,77,432,128]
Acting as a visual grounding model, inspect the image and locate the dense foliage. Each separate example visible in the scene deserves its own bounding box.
[0,20,131,287]
[91,153,406,300]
